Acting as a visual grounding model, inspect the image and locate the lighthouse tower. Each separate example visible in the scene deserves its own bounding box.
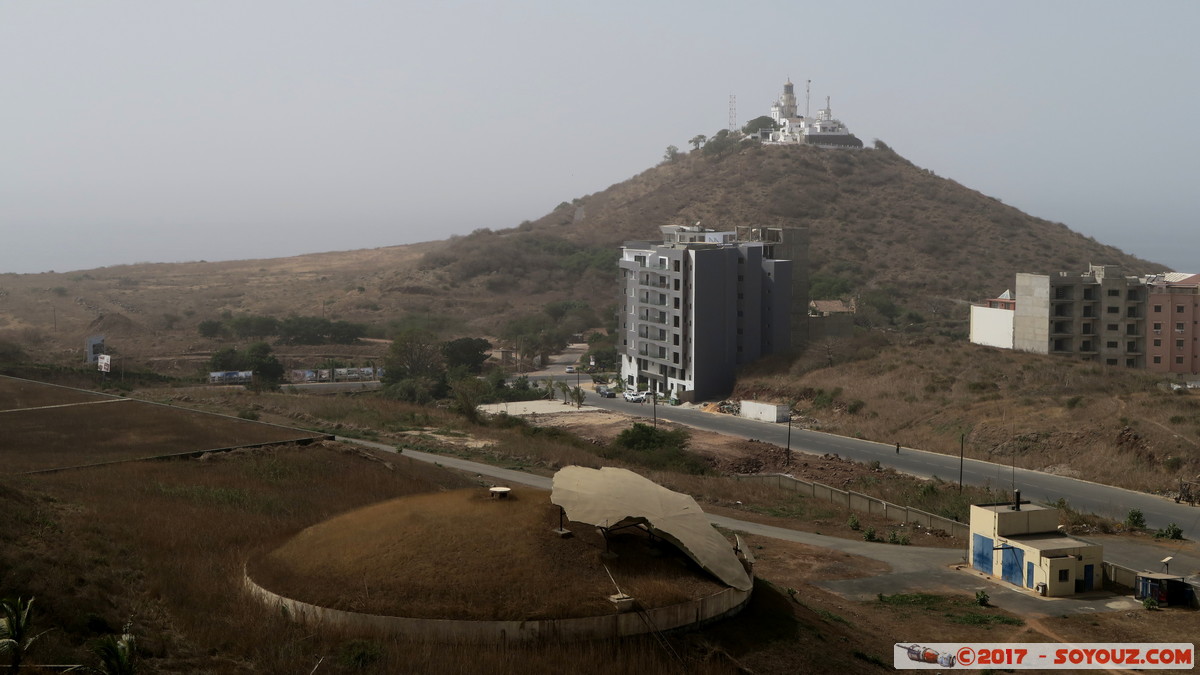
[770,79,799,124]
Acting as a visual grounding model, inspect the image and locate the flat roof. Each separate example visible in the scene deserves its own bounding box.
[975,502,1053,514]
[1005,532,1097,552]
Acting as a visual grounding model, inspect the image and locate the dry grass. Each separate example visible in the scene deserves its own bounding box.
[251,488,722,620]
[0,437,914,675]
[0,377,327,473]
[739,337,1200,494]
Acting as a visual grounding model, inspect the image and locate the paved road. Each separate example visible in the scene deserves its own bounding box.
[339,436,1142,617]
[574,394,1200,537]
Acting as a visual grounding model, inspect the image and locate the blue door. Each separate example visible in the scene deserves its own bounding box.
[972,534,993,573]
[1027,561,1035,588]
[1083,564,1094,591]
[1002,547,1025,587]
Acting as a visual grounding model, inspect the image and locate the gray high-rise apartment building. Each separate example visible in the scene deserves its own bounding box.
[617,225,796,402]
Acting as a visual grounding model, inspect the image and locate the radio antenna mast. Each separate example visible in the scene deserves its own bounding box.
[805,79,811,117]
[729,94,737,131]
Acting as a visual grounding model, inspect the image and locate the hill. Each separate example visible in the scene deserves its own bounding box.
[0,141,1166,371]
[423,141,1162,323]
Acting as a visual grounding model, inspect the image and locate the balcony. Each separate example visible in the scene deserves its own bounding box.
[638,311,666,325]
[638,327,666,341]
[637,345,667,359]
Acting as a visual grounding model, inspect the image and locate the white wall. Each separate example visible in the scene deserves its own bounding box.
[740,400,789,422]
[969,305,1014,349]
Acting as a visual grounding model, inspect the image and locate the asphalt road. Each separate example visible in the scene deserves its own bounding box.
[579,393,1200,536]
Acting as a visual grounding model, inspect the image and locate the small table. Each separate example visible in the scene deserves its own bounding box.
[489,487,512,499]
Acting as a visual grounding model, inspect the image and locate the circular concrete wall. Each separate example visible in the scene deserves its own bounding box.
[244,571,752,643]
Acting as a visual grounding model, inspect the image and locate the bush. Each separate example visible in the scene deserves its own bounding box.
[1125,508,1146,530]
[975,590,990,607]
[862,527,876,542]
[847,513,860,531]
[1154,522,1184,540]
[1143,596,1160,611]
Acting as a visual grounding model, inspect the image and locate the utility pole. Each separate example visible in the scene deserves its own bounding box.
[959,434,965,493]
[785,405,793,466]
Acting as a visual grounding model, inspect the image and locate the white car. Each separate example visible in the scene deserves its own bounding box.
[623,391,645,402]
[565,366,575,373]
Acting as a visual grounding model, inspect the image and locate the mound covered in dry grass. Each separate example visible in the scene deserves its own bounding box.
[251,487,725,621]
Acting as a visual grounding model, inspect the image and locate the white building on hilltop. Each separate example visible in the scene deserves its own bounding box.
[761,79,863,149]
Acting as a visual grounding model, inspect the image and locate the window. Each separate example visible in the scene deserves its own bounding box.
[1106,323,1119,331]
[1154,339,1162,347]
[1106,358,1118,365]
[1178,339,1185,349]
[1127,341,1137,352]
[1106,341,1118,349]
[1177,356,1185,365]
[1126,358,1136,367]
[1059,570,1069,582]
[1154,322,1162,331]
[1154,356,1162,364]
[1177,323,1186,332]
[1107,289,1120,297]
[1178,305,1186,313]
[1154,304,1163,313]
[1106,306,1119,314]
[1082,323,1092,333]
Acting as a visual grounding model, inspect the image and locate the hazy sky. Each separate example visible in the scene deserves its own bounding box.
[3,1,1197,275]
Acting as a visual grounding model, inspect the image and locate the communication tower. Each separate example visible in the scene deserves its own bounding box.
[728,94,736,131]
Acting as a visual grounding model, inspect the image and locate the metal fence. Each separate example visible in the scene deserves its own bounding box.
[736,473,970,539]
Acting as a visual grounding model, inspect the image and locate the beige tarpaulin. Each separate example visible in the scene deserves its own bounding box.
[551,466,752,591]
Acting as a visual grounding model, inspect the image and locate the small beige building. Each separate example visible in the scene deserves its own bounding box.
[969,499,1103,597]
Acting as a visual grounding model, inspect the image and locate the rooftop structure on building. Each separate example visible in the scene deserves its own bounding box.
[759,79,863,149]
[969,493,1103,597]
[617,224,800,402]
[969,264,1200,375]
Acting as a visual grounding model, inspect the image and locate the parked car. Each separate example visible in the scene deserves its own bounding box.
[565,366,575,373]
[623,391,645,402]
[596,386,616,398]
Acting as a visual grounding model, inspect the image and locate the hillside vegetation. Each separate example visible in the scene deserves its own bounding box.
[0,141,1164,371]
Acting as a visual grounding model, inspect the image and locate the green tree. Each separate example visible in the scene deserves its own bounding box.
[662,144,681,163]
[277,316,331,345]
[742,115,778,136]
[246,342,284,389]
[197,319,224,338]
[228,315,278,339]
[328,320,366,344]
[383,330,444,384]
[542,377,556,400]
[441,337,492,374]
[688,134,707,151]
[449,377,488,423]
[569,385,586,409]
[702,128,742,156]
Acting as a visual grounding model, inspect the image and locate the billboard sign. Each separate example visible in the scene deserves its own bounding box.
[97,354,111,373]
